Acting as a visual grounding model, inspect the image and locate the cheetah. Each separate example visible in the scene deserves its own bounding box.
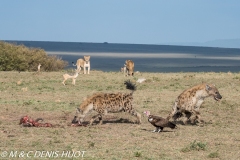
[167,83,222,125]
[72,80,141,125]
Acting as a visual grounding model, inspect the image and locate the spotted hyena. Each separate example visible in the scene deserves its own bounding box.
[167,83,222,125]
[72,80,141,125]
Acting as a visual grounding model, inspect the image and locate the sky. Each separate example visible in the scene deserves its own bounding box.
[1,1,240,45]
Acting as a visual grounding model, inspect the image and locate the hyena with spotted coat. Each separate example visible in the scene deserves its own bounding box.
[167,83,222,125]
[72,80,141,125]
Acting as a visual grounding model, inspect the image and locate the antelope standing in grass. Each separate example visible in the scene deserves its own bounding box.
[62,69,79,85]
[37,63,41,72]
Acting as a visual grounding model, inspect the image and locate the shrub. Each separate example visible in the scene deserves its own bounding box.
[0,41,68,71]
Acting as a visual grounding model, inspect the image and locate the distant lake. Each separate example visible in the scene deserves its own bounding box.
[6,41,240,72]
[47,51,240,73]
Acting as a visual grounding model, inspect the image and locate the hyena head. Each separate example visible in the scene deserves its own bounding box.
[72,108,83,124]
[205,84,222,101]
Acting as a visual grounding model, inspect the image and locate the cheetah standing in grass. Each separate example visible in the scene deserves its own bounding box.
[167,83,222,125]
[72,80,141,125]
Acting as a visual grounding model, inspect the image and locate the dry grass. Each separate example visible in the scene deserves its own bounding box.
[0,71,240,159]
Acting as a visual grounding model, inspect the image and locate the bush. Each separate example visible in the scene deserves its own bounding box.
[0,41,68,71]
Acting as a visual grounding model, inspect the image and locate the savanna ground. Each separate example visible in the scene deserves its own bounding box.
[0,70,240,160]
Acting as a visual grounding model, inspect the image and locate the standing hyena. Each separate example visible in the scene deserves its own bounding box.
[167,83,222,125]
[72,80,141,125]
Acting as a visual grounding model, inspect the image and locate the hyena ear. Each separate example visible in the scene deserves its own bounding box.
[206,84,212,91]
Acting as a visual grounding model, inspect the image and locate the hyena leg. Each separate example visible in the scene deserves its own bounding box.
[166,102,179,121]
[90,114,103,125]
[183,111,192,125]
[193,110,204,124]
[188,110,203,124]
[98,115,103,125]
[167,108,179,121]
[189,115,197,124]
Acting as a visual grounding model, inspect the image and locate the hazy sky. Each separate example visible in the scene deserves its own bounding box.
[1,1,239,44]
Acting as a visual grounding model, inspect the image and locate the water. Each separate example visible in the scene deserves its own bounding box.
[48,52,240,72]
[6,41,240,72]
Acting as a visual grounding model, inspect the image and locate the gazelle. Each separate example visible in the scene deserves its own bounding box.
[62,69,79,85]
[37,63,41,72]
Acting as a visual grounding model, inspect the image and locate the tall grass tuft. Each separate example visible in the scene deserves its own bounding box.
[181,140,207,152]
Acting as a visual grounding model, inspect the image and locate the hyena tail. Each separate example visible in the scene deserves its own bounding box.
[124,80,136,94]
